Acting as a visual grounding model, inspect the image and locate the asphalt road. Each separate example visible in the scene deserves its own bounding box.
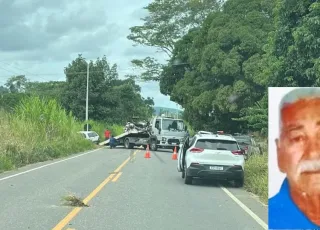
[0,147,268,230]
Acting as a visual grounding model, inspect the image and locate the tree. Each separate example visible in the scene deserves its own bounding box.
[62,54,154,123]
[0,86,8,94]
[0,93,29,113]
[5,75,28,93]
[233,94,268,135]
[127,0,222,81]
[25,81,65,102]
[270,0,320,86]
[143,97,156,115]
[62,54,117,121]
[159,0,276,133]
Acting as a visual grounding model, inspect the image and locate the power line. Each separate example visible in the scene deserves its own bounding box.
[0,69,143,81]
[0,61,53,82]
[0,65,20,75]
[0,60,35,75]
[0,60,148,85]
[0,61,138,75]
[0,71,147,84]
[0,70,137,76]
[0,69,145,83]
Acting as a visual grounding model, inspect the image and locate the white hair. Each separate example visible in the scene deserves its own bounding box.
[279,87,320,129]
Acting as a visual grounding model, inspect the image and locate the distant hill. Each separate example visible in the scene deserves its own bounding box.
[153,106,183,116]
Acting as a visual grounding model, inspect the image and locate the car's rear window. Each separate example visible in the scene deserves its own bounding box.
[88,132,98,137]
[234,137,251,145]
[195,139,239,151]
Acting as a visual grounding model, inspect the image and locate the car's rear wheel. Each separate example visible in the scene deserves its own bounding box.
[234,178,244,188]
[183,162,192,184]
[181,161,185,178]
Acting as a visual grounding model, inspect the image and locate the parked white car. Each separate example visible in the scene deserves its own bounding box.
[78,131,100,144]
[177,131,245,187]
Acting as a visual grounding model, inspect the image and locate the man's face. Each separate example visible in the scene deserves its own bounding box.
[276,97,320,195]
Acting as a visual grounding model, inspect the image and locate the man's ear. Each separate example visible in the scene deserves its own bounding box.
[276,138,286,173]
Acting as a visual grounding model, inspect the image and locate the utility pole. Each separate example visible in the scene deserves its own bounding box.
[85,61,89,131]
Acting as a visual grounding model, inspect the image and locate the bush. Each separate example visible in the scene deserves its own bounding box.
[244,145,268,204]
[184,120,195,136]
[0,96,94,173]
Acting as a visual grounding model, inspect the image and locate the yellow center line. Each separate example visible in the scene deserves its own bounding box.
[111,172,123,182]
[52,150,139,230]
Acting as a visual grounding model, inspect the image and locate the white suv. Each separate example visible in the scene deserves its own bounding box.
[177,131,245,187]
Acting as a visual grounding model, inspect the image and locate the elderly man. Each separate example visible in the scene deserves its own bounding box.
[269,88,320,229]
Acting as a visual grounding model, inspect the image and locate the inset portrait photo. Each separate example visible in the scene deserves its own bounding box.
[268,87,320,229]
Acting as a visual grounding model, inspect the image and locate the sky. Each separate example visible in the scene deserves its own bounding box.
[0,0,180,109]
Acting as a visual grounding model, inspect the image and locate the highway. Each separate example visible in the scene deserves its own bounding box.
[0,147,268,230]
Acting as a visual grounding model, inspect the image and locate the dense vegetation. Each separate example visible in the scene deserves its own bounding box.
[0,55,155,172]
[1,55,155,122]
[128,0,320,135]
[126,0,320,202]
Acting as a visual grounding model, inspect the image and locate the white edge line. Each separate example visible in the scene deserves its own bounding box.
[0,148,100,182]
[249,192,268,207]
[220,186,268,230]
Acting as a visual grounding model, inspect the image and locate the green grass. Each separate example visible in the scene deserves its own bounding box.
[0,96,95,173]
[86,120,123,140]
[244,140,268,204]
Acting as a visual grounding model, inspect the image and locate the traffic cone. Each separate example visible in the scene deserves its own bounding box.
[172,146,178,160]
[144,144,151,158]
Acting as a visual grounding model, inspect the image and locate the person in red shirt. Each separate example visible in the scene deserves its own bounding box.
[104,129,111,141]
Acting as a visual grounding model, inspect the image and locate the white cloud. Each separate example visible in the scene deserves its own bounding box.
[0,0,178,109]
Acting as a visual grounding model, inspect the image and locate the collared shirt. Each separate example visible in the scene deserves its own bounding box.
[269,178,320,229]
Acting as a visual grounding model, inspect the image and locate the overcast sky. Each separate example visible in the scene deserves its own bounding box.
[0,0,180,109]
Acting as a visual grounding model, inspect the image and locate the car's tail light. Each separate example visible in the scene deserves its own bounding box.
[190,147,204,153]
[233,165,242,169]
[232,150,244,155]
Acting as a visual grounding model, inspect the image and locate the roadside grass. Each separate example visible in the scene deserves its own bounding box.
[244,139,268,204]
[0,96,94,173]
[87,120,123,140]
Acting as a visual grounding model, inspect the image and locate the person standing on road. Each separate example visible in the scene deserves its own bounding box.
[269,88,320,229]
[186,129,190,137]
[104,129,111,141]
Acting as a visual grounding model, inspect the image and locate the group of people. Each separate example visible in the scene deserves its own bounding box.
[104,129,117,149]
